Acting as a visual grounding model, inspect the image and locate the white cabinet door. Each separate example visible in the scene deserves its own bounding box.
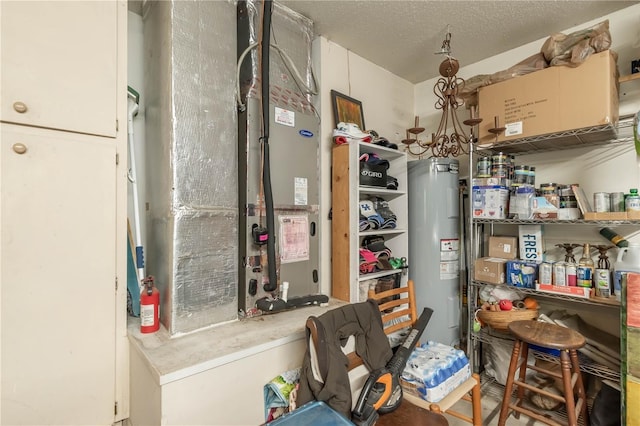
[0,1,118,137]
[1,124,117,425]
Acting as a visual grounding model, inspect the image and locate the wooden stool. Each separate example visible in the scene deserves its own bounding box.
[498,320,589,426]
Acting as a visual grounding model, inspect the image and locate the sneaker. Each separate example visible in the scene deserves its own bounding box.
[359,200,384,229]
[359,248,378,274]
[362,235,393,259]
[372,197,397,229]
[373,136,398,150]
[333,122,372,144]
[359,152,390,170]
[386,175,398,190]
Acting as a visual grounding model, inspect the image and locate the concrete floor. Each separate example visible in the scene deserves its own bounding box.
[443,393,548,426]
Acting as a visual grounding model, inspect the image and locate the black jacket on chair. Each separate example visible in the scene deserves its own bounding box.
[297,300,393,418]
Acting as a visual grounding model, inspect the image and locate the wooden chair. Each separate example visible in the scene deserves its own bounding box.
[367,279,482,426]
[305,298,449,425]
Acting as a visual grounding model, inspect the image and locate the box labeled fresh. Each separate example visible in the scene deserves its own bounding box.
[519,225,544,262]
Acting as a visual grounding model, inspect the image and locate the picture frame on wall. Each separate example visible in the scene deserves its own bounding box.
[331,90,365,130]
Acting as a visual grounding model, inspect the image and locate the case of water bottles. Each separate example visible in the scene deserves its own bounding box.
[400,341,471,403]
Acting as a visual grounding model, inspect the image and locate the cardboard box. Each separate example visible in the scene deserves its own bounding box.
[478,50,618,144]
[359,162,387,187]
[506,260,539,289]
[488,236,518,260]
[474,257,507,284]
[519,225,544,263]
[472,186,509,219]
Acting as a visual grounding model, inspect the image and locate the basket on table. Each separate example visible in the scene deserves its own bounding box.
[477,308,538,332]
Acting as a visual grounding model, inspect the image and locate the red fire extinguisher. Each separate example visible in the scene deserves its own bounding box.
[140,276,160,333]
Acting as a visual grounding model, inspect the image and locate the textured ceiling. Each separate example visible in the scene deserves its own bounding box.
[278,0,637,83]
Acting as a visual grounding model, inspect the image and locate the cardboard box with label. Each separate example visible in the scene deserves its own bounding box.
[474,257,507,284]
[477,50,618,144]
[488,236,518,260]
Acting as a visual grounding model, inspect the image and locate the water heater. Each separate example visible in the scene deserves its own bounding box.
[408,158,460,346]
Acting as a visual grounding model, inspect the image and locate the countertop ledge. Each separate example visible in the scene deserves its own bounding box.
[128,298,347,385]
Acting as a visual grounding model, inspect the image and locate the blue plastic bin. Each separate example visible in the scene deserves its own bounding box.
[267,401,354,425]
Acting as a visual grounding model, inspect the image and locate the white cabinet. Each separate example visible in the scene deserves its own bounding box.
[0,1,119,137]
[0,2,128,424]
[1,124,118,424]
[331,142,408,302]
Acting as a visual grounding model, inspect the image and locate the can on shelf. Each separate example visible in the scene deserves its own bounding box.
[553,261,567,286]
[527,166,536,186]
[566,262,577,287]
[477,157,491,177]
[514,165,529,184]
[539,262,553,285]
[540,183,558,195]
[593,192,610,212]
[610,192,625,212]
[492,152,508,165]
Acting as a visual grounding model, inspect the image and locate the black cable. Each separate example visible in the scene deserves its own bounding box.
[261,0,277,293]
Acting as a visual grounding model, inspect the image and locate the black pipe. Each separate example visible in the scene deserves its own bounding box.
[261,0,277,293]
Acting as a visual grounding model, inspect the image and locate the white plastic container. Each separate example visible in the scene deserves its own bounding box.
[613,243,640,300]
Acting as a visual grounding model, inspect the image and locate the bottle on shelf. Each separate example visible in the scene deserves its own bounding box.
[599,227,629,248]
[577,243,595,288]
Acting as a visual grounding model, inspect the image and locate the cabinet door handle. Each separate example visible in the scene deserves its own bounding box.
[12,143,28,154]
[13,101,28,114]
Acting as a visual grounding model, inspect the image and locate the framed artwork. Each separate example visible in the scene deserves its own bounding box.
[331,90,365,130]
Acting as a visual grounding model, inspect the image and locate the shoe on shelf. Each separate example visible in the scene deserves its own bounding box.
[373,136,398,150]
[359,200,384,229]
[371,197,397,229]
[386,175,398,190]
[333,122,372,144]
[359,152,390,170]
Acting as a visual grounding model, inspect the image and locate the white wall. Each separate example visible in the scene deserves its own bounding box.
[414,4,640,181]
[313,37,415,295]
[412,5,640,334]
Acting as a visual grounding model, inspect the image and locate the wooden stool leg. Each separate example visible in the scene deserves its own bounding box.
[498,339,522,426]
[570,349,590,426]
[513,341,529,419]
[560,350,578,426]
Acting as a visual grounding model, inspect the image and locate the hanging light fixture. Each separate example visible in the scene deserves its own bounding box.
[405,28,481,158]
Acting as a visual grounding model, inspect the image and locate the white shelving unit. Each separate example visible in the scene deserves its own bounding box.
[331,141,408,302]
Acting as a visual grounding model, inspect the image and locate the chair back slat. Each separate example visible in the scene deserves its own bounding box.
[368,279,419,334]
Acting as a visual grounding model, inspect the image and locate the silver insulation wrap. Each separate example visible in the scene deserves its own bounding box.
[143,0,238,335]
[245,1,316,113]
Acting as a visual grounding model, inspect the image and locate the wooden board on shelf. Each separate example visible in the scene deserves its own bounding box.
[584,211,640,221]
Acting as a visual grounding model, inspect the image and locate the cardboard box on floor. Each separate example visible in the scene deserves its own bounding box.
[477,50,619,144]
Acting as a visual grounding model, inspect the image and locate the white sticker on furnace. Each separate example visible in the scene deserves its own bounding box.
[505,121,523,137]
[275,107,295,127]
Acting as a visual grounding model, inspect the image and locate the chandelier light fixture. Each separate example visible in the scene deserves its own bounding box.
[404,28,482,158]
